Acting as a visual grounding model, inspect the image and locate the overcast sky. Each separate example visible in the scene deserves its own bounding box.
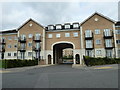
[1,1,119,30]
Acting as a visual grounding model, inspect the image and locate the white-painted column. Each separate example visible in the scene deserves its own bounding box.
[80,26,84,65]
[42,29,45,60]
[113,24,118,58]
[73,50,76,64]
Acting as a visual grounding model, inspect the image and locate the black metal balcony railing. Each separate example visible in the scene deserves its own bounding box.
[32,46,41,51]
[18,37,26,43]
[0,39,6,44]
[18,47,26,52]
[0,47,5,52]
[103,32,113,38]
[33,36,41,42]
[85,47,94,50]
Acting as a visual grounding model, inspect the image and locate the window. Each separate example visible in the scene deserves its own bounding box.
[8,45,12,48]
[20,43,25,49]
[28,52,32,56]
[8,36,12,40]
[14,36,18,40]
[105,39,112,47]
[116,30,120,34]
[96,40,101,44]
[8,53,11,56]
[56,34,60,38]
[73,23,79,29]
[116,40,120,44]
[73,32,78,37]
[85,30,92,37]
[14,44,17,48]
[14,53,17,56]
[56,25,62,30]
[96,50,102,55]
[21,35,26,40]
[48,25,54,30]
[86,50,93,57]
[48,34,52,38]
[28,34,33,38]
[106,50,112,57]
[65,33,70,37]
[104,29,111,36]
[86,40,92,48]
[36,43,40,49]
[65,24,70,29]
[35,34,41,40]
[95,29,100,34]
[28,42,32,47]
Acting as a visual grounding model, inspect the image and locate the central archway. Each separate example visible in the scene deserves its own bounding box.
[53,42,74,64]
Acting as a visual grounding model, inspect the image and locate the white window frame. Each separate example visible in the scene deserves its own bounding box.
[95,29,100,34]
[65,24,70,29]
[28,52,32,56]
[85,30,92,37]
[116,40,120,44]
[96,40,101,45]
[105,39,112,47]
[73,32,78,37]
[65,33,70,37]
[14,36,18,40]
[86,40,92,48]
[73,23,79,29]
[48,25,54,30]
[28,34,33,38]
[104,29,111,36]
[106,50,112,57]
[14,53,17,56]
[8,45,12,48]
[28,42,32,47]
[48,34,53,38]
[8,53,11,56]
[56,25,62,30]
[116,30,120,34]
[96,50,102,55]
[56,34,61,38]
[8,36,12,40]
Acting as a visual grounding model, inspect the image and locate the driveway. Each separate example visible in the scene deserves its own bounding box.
[2,64,118,88]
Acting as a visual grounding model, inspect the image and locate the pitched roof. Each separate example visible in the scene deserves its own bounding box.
[0,29,17,34]
[17,18,44,31]
[80,12,116,25]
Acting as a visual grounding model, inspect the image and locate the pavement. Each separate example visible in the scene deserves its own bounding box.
[2,64,118,88]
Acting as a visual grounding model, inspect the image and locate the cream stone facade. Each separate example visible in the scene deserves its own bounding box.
[0,12,120,65]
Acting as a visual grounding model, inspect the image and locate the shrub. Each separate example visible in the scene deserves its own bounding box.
[83,56,120,66]
[1,59,38,68]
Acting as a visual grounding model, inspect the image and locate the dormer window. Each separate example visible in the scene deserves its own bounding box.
[48,25,54,30]
[73,23,79,29]
[56,25,62,30]
[65,24,70,29]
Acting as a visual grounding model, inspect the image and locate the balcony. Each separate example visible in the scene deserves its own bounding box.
[0,39,6,44]
[33,36,41,42]
[32,46,41,51]
[85,47,94,50]
[18,47,26,52]
[105,45,114,49]
[0,47,5,52]
[18,37,26,43]
[103,32,113,39]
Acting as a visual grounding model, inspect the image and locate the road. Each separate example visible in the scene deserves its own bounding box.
[2,64,118,88]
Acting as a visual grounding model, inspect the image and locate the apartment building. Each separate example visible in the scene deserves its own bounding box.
[0,12,120,65]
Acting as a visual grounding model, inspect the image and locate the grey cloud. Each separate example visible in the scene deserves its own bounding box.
[1,2,118,30]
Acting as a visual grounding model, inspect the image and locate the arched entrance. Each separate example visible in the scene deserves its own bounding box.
[75,54,80,64]
[53,43,74,64]
[48,54,51,64]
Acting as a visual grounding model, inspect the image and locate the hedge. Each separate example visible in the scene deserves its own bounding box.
[83,56,120,66]
[0,59,38,68]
